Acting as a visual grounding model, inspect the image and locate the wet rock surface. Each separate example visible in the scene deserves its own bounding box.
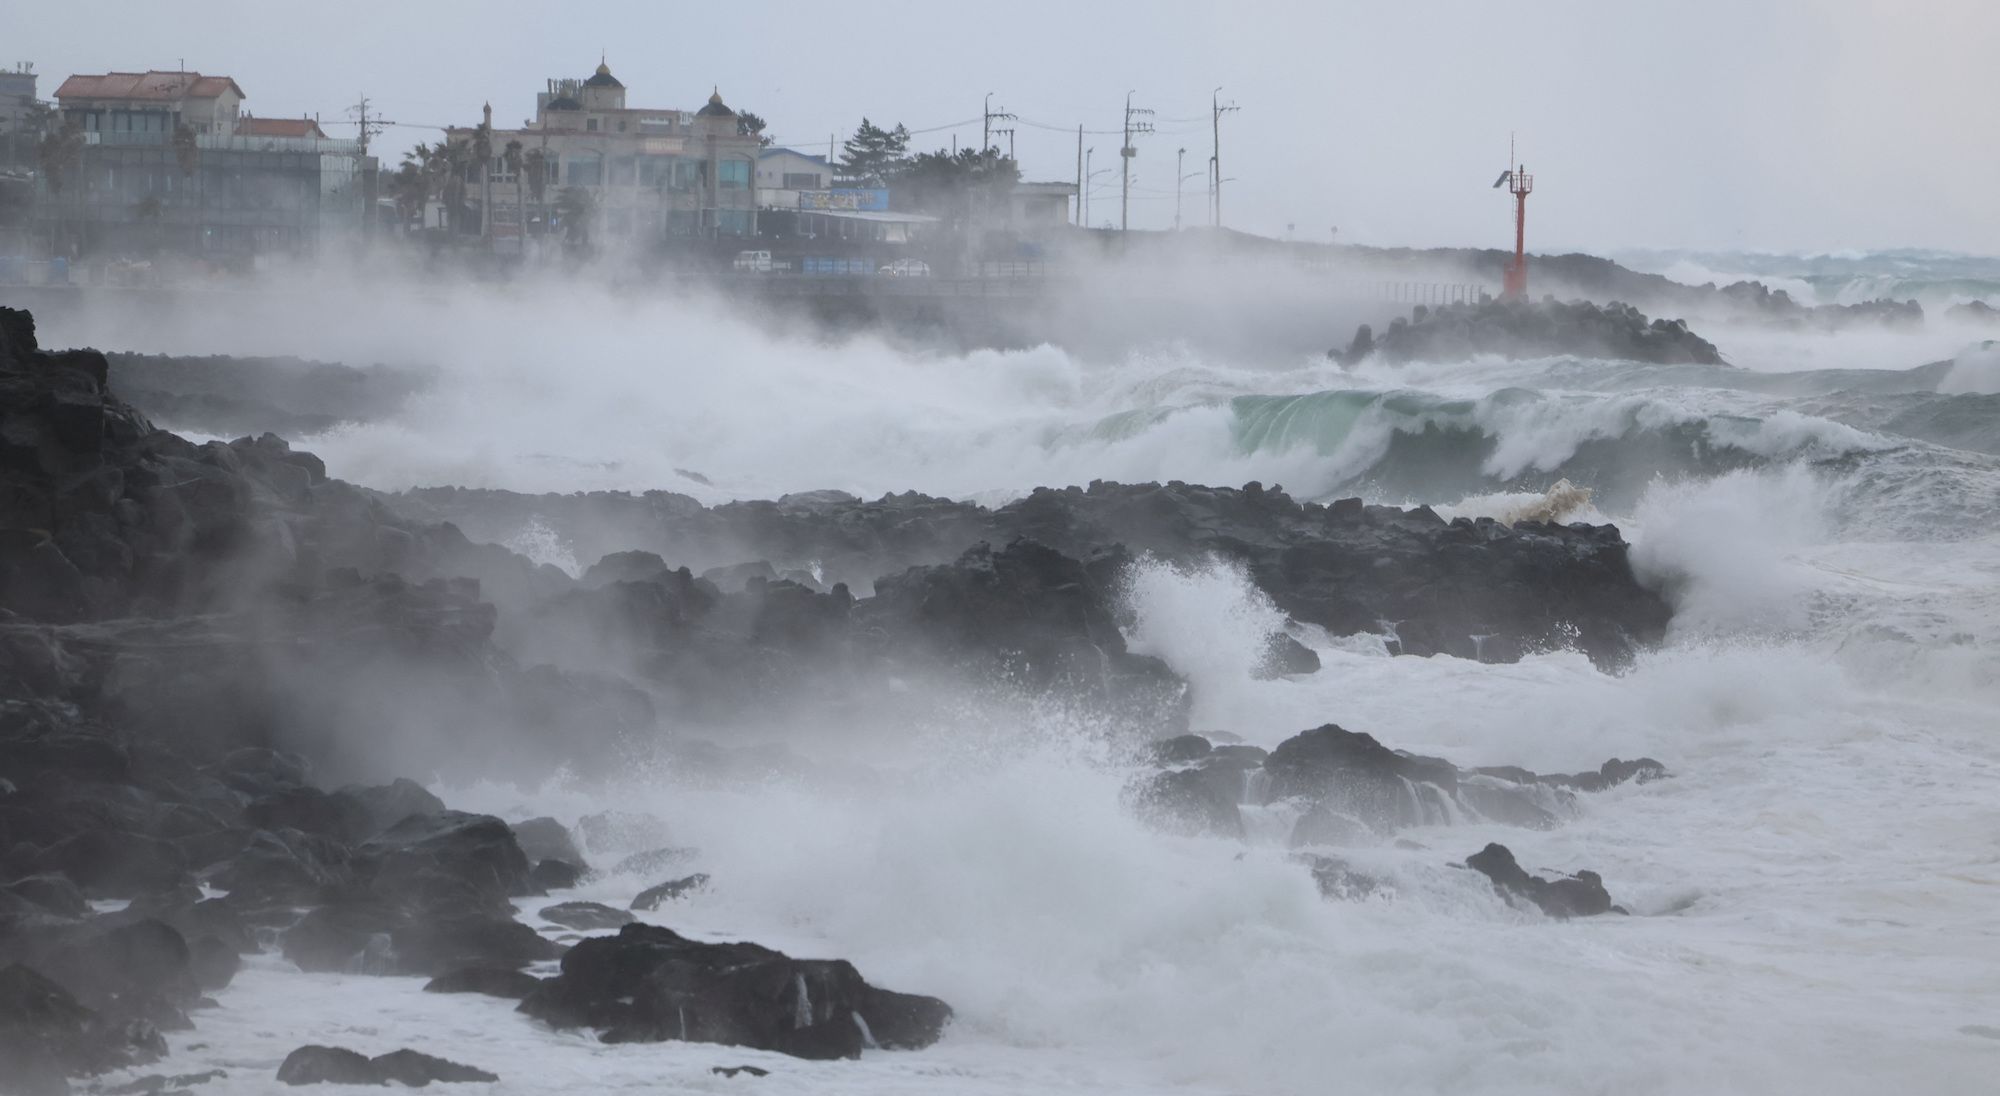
[519,922,953,1059]
[1465,843,1625,918]
[1332,297,1725,367]
[1135,726,1664,848]
[388,478,1669,673]
[275,1044,498,1086]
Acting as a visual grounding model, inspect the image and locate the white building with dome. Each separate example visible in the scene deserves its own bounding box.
[449,60,764,243]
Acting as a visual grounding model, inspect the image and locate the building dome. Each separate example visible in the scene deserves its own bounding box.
[584,60,623,89]
[696,88,735,118]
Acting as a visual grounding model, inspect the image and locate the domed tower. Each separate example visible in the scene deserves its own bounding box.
[695,87,737,135]
[581,58,625,111]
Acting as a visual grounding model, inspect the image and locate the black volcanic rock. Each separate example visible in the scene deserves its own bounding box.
[275,1045,378,1085]
[369,1048,499,1086]
[1465,843,1623,918]
[538,901,633,931]
[399,477,1671,673]
[0,962,168,1082]
[859,539,1187,721]
[1131,724,1664,847]
[271,811,557,977]
[424,967,543,1000]
[528,859,584,892]
[519,922,951,1059]
[105,351,432,442]
[630,873,709,911]
[510,818,583,868]
[275,1044,497,1086]
[1257,632,1320,678]
[1333,297,1725,367]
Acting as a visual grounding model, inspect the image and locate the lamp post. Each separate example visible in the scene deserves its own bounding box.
[1179,165,1204,232]
[1175,148,1185,230]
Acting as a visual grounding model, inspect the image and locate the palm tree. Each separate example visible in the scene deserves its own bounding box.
[171,123,198,177]
[555,186,595,248]
[389,161,428,232]
[400,143,443,232]
[502,139,523,252]
[523,146,549,238]
[469,117,494,246]
[171,123,199,248]
[35,121,86,254]
[439,140,471,235]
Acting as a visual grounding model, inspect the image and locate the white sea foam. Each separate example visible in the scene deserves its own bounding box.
[57,270,2000,1096]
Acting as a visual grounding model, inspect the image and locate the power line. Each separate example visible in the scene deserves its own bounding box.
[1121,91,1153,232]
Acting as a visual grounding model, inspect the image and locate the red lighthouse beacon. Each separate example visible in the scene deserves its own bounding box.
[1492,137,1534,300]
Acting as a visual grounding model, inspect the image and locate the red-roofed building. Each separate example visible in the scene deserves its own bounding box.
[236,115,329,140]
[55,70,245,137]
[40,70,369,260]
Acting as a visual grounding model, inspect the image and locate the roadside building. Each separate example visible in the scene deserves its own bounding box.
[45,70,366,259]
[0,63,39,170]
[1009,182,1077,233]
[756,147,831,211]
[449,60,763,244]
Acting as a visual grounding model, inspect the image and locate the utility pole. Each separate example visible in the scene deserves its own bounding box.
[350,93,389,160]
[1211,87,1238,229]
[1075,126,1083,226]
[1121,90,1153,232]
[349,93,391,242]
[982,92,1015,155]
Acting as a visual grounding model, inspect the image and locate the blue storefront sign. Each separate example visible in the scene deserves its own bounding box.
[797,188,889,212]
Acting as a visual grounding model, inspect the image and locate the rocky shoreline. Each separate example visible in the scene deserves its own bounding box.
[1331,297,1727,367]
[1,304,1671,1091]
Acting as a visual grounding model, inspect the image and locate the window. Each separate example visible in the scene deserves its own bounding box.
[610,156,636,186]
[672,160,701,190]
[718,160,749,189]
[639,155,674,187]
[782,172,820,190]
[717,210,753,236]
[586,118,598,132]
[565,156,602,186]
[616,120,626,133]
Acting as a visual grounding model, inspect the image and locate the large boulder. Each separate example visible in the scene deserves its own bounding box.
[423,967,543,1000]
[276,811,555,977]
[355,811,535,905]
[861,539,1188,727]
[0,962,167,1083]
[519,923,951,1060]
[1138,724,1665,846]
[1465,843,1623,918]
[275,1044,498,1086]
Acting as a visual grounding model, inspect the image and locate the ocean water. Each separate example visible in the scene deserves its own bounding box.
[75,269,2000,1094]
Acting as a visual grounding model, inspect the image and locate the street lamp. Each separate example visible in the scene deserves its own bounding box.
[1179,170,1206,230]
[1175,148,1185,230]
[1083,161,1114,232]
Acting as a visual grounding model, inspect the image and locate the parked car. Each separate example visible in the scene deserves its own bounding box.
[732,250,774,272]
[880,258,932,278]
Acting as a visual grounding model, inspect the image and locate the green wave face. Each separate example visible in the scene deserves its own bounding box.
[1227,390,1484,456]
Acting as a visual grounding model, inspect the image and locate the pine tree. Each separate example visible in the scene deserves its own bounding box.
[838,118,910,186]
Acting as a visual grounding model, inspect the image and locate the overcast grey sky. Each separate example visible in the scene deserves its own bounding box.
[9,0,1996,254]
